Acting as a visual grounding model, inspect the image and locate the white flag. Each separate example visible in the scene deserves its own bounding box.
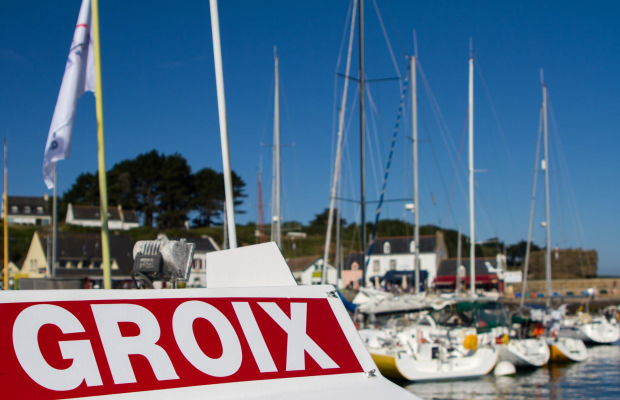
[43,0,95,189]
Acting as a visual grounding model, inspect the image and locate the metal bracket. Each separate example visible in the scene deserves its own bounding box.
[364,369,377,378]
[326,290,338,298]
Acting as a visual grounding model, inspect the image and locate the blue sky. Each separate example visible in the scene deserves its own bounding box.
[1,1,618,276]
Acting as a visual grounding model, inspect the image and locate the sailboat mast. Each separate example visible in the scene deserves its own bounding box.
[271,48,282,248]
[257,170,265,243]
[411,55,420,294]
[321,0,357,284]
[457,226,462,293]
[468,51,475,297]
[521,92,545,310]
[542,71,552,302]
[359,0,367,287]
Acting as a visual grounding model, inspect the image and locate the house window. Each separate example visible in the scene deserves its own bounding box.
[30,259,37,272]
[10,205,18,213]
[193,259,203,270]
[36,206,44,214]
[410,240,417,253]
[383,241,391,254]
[373,260,381,274]
[24,205,32,213]
[390,259,397,270]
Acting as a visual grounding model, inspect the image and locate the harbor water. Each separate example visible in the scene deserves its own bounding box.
[401,343,620,399]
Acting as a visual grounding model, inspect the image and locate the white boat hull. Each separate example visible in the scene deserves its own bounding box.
[548,337,588,362]
[560,316,620,345]
[498,338,550,367]
[370,346,498,382]
[359,328,498,382]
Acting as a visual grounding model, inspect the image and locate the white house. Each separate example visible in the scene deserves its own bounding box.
[66,203,140,230]
[2,195,51,226]
[365,231,448,289]
[299,258,337,286]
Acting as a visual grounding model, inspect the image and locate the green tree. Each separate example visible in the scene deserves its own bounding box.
[62,150,247,229]
[62,172,99,204]
[157,154,193,229]
[131,151,164,227]
[191,168,247,227]
[307,208,346,235]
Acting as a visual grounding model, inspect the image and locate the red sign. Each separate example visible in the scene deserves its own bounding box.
[0,297,362,399]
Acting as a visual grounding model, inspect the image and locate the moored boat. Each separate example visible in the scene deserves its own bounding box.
[548,336,588,362]
[497,337,550,367]
[560,313,620,345]
[359,324,498,382]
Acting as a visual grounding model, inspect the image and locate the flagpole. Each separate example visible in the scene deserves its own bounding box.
[3,138,8,290]
[91,0,111,289]
[52,169,57,278]
[209,0,238,248]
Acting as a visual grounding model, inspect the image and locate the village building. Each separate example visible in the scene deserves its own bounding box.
[341,253,364,289]
[19,231,135,289]
[2,195,51,226]
[363,232,448,288]
[284,255,339,286]
[298,258,337,285]
[66,203,140,230]
[434,254,507,293]
[286,255,318,284]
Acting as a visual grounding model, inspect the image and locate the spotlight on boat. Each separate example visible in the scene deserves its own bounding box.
[132,238,195,287]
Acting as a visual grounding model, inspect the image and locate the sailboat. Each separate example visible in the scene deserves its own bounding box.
[357,45,505,382]
[359,322,499,382]
[543,77,620,346]
[518,73,591,358]
[463,49,549,368]
[538,75,589,359]
[559,311,620,345]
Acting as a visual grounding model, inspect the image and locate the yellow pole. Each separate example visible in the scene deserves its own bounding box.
[2,138,9,290]
[90,0,111,289]
[3,138,8,290]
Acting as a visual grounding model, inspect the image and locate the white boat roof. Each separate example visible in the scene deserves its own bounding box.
[206,242,297,288]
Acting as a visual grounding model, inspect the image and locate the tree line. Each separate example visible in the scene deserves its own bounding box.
[61,150,247,229]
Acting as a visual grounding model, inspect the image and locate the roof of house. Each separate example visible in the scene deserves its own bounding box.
[369,236,437,255]
[286,255,320,272]
[70,204,139,223]
[38,231,135,277]
[343,253,364,269]
[5,196,50,215]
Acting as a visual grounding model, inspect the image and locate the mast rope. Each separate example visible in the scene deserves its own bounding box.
[365,61,411,267]
[371,0,402,83]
